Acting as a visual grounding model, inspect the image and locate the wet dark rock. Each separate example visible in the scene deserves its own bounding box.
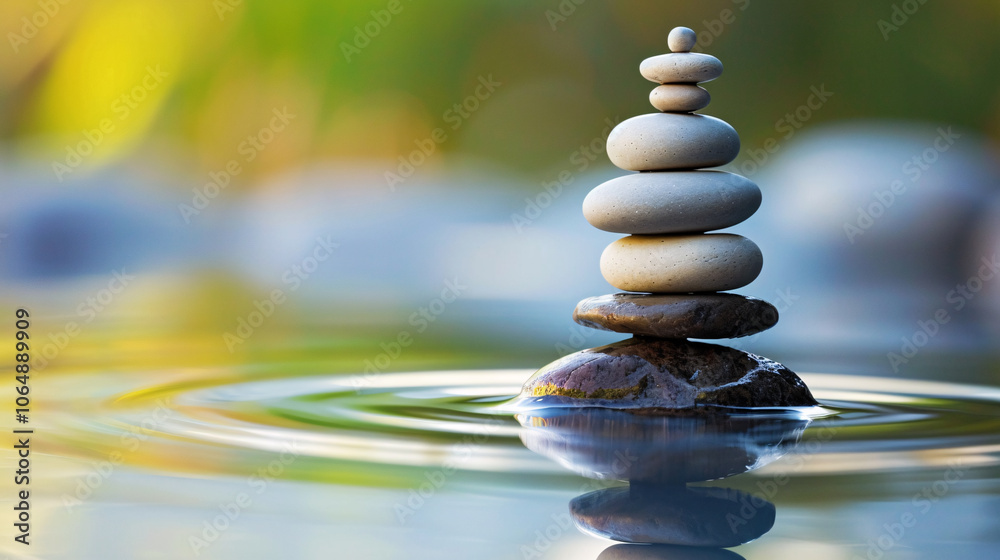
[598,543,747,560]
[520,337,816,410]
[572,484,775,547]
[517,407,808,483]
[574,293,778,339]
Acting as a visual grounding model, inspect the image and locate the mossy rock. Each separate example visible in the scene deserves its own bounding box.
[520,337,816,410]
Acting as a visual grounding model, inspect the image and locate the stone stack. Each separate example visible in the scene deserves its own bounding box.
[519,27,816,410]
[579,26,774,340]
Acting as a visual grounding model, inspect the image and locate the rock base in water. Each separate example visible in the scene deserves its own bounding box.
[520,337,816,410]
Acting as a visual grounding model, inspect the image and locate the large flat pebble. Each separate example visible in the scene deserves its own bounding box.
[607,113,739,171]
[640,52,723,84]
[649,84,711,112]
[583,171,760,234]
[600,234,762,293]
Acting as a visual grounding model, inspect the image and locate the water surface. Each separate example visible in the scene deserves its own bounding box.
[11,364,1000,559]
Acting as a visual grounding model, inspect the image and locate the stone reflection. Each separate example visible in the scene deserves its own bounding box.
[517,407,809,554]
[572,484,773,548]
[597,543,747,560]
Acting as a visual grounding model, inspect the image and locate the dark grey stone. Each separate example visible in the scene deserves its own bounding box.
[520,337,816,410]
[574,293,778,339]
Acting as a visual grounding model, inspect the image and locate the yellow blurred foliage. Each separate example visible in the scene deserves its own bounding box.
[26,0,207,167]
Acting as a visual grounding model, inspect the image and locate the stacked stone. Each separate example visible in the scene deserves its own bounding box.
[575,26,778,341]
[517,27,815,410]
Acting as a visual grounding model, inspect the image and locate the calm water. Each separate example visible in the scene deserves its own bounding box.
[11,364,1000,559]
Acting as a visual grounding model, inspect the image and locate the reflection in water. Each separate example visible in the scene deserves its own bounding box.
[597,543,747,560]
[572,484,774,548]
[518,408,809,483]
[22,362,1000,558]
[517,407,810,555]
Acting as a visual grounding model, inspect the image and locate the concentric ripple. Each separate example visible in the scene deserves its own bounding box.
[49,370,1000,481]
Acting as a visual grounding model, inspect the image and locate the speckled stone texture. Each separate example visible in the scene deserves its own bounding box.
[571,484,775,546]
[600,234,763,293]
[666,26,698,54]
[521,337,816,409]
[573,293,778,339]
[639,53,723,84]
[649,84,711,112]
[606,113,739,171]
[583,171,760,234]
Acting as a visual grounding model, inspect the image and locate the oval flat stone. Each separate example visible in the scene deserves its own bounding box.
[583,171,760,234]
[572,485,775,547]
[640,52,723,84]
[600,234,762,293]
[649,84,710,112]
[519,337,817,410]
[574,293,778,339]
[606,114,739,171]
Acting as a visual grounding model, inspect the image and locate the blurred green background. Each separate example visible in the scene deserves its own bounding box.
[3,0,999,183]
[5,5,1000,560]
[2,0,1000,378]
